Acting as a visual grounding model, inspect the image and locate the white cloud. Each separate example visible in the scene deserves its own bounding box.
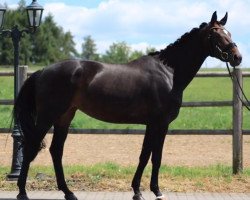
[7,0,250,67]
[44,1,211,40]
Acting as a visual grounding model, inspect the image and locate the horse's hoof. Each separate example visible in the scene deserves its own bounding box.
[65,193,78,200]
[17,194,30,200]
[156,195,166,200]
[133,193,145,200]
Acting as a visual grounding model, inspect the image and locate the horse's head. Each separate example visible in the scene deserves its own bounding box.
[205,11,242,67]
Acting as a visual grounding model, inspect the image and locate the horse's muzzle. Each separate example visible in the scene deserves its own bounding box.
[226,43,242,67]
[230,51,242,67]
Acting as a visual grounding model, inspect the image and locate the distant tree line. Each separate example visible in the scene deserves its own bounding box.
[81,35,156,64]
[0,1,156,66]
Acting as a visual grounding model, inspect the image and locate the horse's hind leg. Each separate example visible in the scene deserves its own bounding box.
[49,108,77,200]
[17,145,41,200]
[17,117,52,200]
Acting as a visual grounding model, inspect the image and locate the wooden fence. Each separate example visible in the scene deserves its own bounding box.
[0,66,250,173]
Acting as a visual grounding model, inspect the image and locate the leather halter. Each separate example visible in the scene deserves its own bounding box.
[208,27,237,61]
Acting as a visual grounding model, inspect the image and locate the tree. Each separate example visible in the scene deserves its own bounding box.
[146,46,157,54]
[59,31,77,59]
[81,35,98,60]
[102,41,131,64]
[32,14,77,65]
[129,50,144,61]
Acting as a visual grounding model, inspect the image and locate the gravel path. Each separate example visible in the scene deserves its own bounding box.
[1,134,250,167]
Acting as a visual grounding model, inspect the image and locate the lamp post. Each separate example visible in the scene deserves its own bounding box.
[0,0,43,180]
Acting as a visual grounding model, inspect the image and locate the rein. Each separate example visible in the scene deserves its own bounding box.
[226,62,250,111]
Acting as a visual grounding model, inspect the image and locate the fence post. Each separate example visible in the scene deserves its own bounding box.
[18,65,28,92]
[7,66,28,180]
[232,67,243,174]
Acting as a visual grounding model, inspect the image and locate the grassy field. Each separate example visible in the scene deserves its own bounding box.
[0,163,250,192]
[0,66,250,130]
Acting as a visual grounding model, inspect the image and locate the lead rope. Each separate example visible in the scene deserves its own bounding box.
[226,62,250,111]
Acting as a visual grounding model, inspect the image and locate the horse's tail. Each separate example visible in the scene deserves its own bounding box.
[13,70,43,148]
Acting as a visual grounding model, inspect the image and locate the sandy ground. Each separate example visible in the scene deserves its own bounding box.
[0,134,250,167]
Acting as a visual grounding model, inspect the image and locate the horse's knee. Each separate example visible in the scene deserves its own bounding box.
[23,145,40,162]
[49,143,64,159]
[139,148,151,164]
[151,157,161,169]
[49,145,58,157]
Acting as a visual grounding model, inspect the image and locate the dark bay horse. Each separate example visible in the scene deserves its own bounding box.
[14,12,241,200]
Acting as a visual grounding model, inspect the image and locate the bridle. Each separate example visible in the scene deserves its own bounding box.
[208,27,237,62]
[208,27,250,111]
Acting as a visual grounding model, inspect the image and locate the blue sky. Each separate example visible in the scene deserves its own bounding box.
[4,0,250,68]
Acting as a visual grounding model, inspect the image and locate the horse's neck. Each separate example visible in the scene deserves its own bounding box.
[168,40,208,92]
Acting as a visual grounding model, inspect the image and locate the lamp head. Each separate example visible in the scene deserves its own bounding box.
[26,0,44,31]
[0,4,6,29]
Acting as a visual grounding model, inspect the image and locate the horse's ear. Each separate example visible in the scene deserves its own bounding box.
[219,12,228,26]
[211,11,217,24]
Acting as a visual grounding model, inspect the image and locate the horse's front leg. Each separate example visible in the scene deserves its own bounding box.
[150,129,167,200]
[131,126,153,200]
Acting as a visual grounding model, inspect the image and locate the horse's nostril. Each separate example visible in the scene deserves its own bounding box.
[234,54,242,63]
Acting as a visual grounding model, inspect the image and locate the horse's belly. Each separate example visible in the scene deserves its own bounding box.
[78,98,149,124]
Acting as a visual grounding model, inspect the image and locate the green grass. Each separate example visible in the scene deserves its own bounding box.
[184,77,232,101]
[1,163,249,182]
[0,163,218,179]
[0,67,250,130]
[0,77,14,99]
[0,163,250,192]
[30,163,249,178]
[159,164,235,178]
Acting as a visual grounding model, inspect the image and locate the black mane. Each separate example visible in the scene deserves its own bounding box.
[149,22,208,64]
